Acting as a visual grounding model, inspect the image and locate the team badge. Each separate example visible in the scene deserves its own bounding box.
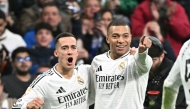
[77,76,84,85]
[118,62,125,71]
[22,87,32,97]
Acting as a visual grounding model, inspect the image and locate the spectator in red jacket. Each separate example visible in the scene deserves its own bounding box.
[131,0,190,56]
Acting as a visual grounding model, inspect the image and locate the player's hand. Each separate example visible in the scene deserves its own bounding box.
[130,47,137,55]
[26,97,44,109]
[138,36,152,53]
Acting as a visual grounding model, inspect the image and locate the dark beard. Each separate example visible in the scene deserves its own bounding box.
[149,64,161,79]
[15,68,29,76]
[149,71,155,79]
[149,66,159,79]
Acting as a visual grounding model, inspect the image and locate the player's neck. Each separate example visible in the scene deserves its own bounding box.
[109,52,121,60]
[56,64,74,79]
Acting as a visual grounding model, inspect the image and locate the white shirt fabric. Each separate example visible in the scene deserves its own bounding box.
[163,39,190,109]
[0,29,26,56]
[2,99,8,109]
[12,64,91,109]
[90,49,152,109]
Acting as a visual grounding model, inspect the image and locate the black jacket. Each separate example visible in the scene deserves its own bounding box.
[144,57,187,109]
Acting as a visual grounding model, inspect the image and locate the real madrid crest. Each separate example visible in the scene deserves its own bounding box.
[77,76,84,85]
[118,62,125,71]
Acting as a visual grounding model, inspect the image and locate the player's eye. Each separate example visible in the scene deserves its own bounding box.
[72,46,77,49]
[61,47,68,50]
[112,35,118,38]
[123,33,130,38]
[124,35,128,38]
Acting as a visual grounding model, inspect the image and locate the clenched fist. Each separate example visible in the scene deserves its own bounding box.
[138,36,152,53]
[27,97,44,109]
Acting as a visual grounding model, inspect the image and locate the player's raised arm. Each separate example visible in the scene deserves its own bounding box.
[134,36,152,74]
[138,36,152,53]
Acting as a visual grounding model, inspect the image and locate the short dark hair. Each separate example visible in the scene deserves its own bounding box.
[107,18,130,34]
[94,9,114,23]
[34,22,53,34]
[0,10,6,21]
[42,1,60,11]
[11,47,31,62]
[101,9,114,19]
[54,32,76,46]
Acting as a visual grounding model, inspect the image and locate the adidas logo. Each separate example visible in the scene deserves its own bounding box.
[96,65,102,72]
[56,87,66,94]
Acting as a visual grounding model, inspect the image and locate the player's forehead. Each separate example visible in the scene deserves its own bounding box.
[58,37,77,46]
[108,26,131,35]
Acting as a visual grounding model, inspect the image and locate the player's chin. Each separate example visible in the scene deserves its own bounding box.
[116,49,128,55]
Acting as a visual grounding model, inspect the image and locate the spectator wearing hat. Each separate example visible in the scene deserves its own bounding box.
[131,36,176,62]
[142,19,177,62]
[143,36,187,109]
[131,0,190,57]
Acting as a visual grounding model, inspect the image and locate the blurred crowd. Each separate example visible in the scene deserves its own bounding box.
[0,0,189,108]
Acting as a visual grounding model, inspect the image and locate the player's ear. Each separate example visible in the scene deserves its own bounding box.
[106,36,109,44]
[160,53,165,59]
[54,50,58,58]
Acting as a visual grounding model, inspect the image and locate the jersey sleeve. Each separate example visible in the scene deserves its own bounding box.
[161,41,188,109]
[12,74,47,109]
[88,61,96,106]
[134,48,153,75]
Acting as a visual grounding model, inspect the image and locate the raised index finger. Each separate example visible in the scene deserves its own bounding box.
[140,36,146,45]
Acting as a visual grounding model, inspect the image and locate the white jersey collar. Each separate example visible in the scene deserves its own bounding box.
[106,50,130,60]
[52,64,76,79]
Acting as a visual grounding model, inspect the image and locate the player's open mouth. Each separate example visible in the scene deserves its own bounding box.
[68,57,73,64]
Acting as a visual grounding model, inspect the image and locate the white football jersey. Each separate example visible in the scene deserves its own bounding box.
[90,49,152,109]
[12,64,92,109]
[163,39,190,108]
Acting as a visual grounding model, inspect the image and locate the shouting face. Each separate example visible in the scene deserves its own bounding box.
[54,37,78,71]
